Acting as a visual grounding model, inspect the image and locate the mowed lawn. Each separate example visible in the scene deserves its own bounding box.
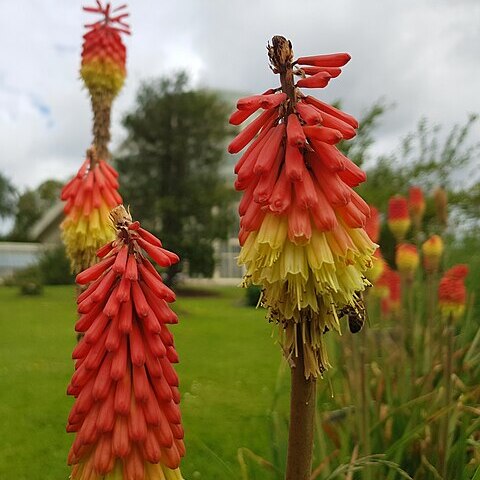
[0,285,287,479]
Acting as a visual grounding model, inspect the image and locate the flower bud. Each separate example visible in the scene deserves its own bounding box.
[388,196,411,242]
[438,265,468,320]
[380,269,401,317]
[408,186,425,230]
[422,235,444,273]
[396,243,419,280]
[80,2,130,97]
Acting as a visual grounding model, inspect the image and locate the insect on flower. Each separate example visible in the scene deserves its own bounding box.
[229,36,376,378]
[338,292,368,334]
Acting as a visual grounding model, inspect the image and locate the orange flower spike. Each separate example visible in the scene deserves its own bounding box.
[444,264,468,280]
[81,1,130,97]
[380,269,401,317]
[67,205,185,480]
[396,243,419,281]
[61,148,123,272]
[438,265,468,320]
[230,36,376,378]
[422,235,444,273]
[388,195,411,242]
[408,186,425,229]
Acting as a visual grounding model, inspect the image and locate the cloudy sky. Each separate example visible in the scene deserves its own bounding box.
[0,0,479,191]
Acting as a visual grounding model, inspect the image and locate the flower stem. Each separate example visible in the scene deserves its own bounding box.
[286,340,317,480]
[440,313,454,479]
[91,90,113,161]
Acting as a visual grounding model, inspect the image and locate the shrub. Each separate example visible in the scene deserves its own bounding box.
[10,265,44,296]
[38,245,74,285]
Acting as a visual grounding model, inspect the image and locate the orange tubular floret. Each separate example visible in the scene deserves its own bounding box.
[67,206,184,479]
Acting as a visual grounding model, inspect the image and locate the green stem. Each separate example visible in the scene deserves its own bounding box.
[441,314,454,479]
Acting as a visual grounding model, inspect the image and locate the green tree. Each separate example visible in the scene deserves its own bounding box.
[0,172,17,219]
[116,72,235,284]
[338,100,388,167]
[8,179,62,241]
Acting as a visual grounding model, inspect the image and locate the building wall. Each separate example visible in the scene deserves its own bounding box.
[0,242,45,279]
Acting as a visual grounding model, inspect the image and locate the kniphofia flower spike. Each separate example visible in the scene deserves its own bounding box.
[81,1,130,98]
[388,195,410,242]
[61,147,122,272]
[408,186,425,230]
[380,269,401,317]
[67,205,185,480]
[81,1,130,161]
[230,36,376,378]
[396,243,419,281]
[438,264,468,321]
[422,235,444,273]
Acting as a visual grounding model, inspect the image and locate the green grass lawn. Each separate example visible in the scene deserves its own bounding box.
[0,285,286,480]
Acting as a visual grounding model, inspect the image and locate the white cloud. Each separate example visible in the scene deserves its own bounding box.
[0,0,479,190]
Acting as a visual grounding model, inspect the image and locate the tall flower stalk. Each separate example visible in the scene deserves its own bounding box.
[229,36,375,479]
[67,205,185,480]
[61,1,130,273]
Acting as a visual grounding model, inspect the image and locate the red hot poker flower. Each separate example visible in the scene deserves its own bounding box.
[229,36,376,378]
[81,1,131,160]
[387,195,410,242]
[396,243,419,281]
[67,206,184,480]
[380,269,401,318]
[444,264,469,280]
[408,186,425,229]
[439,265,468,320]
[81,1,130,96]
[61,147,122,272]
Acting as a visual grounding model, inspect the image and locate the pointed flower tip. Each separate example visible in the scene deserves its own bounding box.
[83,1,131,35]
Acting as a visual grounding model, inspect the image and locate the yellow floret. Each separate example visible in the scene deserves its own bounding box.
[238,213,376,377]
[81,59,126,97]
[61,202,114,272]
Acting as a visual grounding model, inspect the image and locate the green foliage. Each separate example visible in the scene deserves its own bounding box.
[116,72,235,282]
[356,114,480,218]
[37,245,74,285]
[0,171,17,220]
[0,285,282,480]
[9,265,44,296]
[8,179,62,241]
[20,281,43,296]
[5,245,73,291]
[338,100,389,167]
